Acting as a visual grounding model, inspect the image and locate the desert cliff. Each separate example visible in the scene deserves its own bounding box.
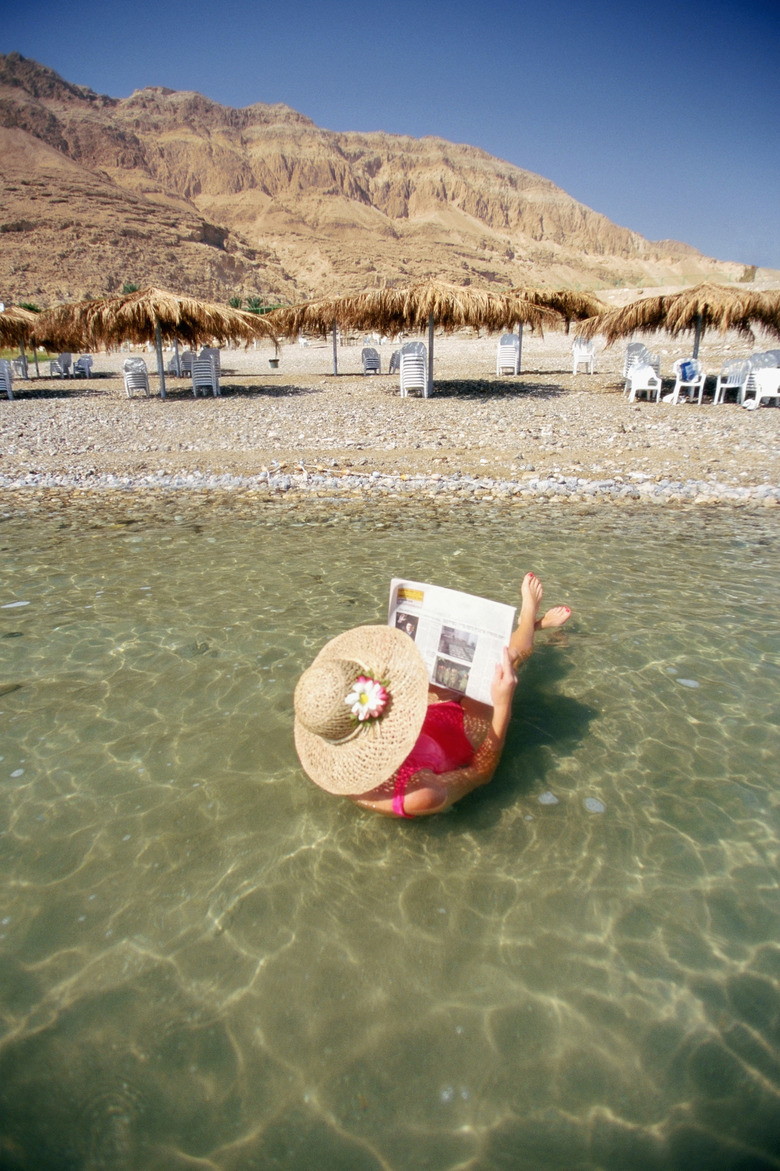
[0,52,749,306]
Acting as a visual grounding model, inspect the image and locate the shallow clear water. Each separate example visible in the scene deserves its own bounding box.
[1,497,779,1171]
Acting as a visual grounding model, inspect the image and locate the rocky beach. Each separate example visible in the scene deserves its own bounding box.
[2,330,778,514]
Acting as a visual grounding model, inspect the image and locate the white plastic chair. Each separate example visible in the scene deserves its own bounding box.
[627,364,662,403]
[742,353,775,405]
[623,343,659,394]
[361,347,381,375]
[496,334,520,376]
[0,359,14,401]
[11,355,28,379]
[122,357,150,398]
[713,359,750,405]
[743,367,780,410]
[399,341,429,398]
[389,349,401,374]
[572,339,595,374]
[191,356,220,397]
[199,347,221,374]
[623,342,646,387]
[669,358,707,405]
[50,352,72,377]
[73,355,93,378]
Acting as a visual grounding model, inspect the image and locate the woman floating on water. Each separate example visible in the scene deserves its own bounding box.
[294,573,570,818]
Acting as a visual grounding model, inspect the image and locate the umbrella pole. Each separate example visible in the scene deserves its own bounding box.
[332,320,338,376]
[32,345,39,378]
[173,338,181,377]
[692,313,702,360]
[517,322,524,374]
[18,343,28,379]
[155,322,167,398]
[427,313,434,396]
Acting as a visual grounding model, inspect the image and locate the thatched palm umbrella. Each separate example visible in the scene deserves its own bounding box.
[506,287,606,371]
[39,286,277,397]
[579,282,780,358]
[267,280,558,388]
[0,305,43,376]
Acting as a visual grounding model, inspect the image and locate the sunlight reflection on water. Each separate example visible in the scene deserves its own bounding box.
[0,497,779,1170]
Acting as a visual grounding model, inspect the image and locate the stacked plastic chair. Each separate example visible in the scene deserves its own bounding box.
[362,347,381,374]
[122,357,150,398]
[623,343,660,394]
[0,359,14,400]
[399,341,429,398]
[191,355,220,397]
[496,334,520,375]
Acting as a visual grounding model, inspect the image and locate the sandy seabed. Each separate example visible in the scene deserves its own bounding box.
[1,329,778,510]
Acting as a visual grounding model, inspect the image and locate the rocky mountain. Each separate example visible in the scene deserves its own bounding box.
[0,52,747,307]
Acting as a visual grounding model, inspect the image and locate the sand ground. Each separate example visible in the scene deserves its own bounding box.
[1,330,778,500]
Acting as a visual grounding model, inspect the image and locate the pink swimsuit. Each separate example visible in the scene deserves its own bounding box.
[392,701,475,818]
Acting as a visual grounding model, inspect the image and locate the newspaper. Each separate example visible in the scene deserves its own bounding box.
[388,578,516,705]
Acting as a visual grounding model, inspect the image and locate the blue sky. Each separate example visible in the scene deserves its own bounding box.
[3,0,779,270]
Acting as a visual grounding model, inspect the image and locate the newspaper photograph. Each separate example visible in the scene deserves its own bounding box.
[388,578,516,705]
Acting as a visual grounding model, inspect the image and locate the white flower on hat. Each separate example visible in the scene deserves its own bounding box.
[345,675,388,722]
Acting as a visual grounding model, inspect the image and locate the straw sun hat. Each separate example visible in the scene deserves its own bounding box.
[294,625,429,795]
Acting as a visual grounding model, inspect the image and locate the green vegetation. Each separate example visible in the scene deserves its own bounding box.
[18,302,41,313]
[244,295,285,315]
[121,281,140,295]
[224,294,286,314]
[0,347,54,361]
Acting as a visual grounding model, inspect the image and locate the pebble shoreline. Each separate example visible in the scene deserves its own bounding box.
[2,466,778,506]
[2,332,778,511]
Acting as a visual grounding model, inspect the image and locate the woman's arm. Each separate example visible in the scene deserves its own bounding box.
[402,647,518,816]
[350,648,518,817]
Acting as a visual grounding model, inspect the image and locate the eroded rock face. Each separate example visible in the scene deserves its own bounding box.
[0,52,743,305]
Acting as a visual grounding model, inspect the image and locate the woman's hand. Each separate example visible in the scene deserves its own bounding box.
[490,646,518,711]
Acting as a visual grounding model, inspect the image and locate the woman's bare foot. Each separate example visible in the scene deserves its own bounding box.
[510,573,544,664]
[535,605,571,631]
[520,571,544,616]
